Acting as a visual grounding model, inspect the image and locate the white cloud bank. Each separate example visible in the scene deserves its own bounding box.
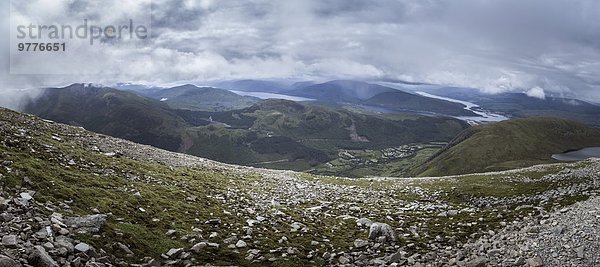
[526,87,546,100]
[2,0,600,102]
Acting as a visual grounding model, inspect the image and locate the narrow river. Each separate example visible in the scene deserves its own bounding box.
[415,91,509,124]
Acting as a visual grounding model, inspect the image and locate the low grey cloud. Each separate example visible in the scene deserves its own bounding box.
[2,0,600,104]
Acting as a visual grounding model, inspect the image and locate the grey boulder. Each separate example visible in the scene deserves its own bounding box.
[368,222,396,242]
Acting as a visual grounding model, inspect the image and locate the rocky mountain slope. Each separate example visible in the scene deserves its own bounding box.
[1,107,599,266]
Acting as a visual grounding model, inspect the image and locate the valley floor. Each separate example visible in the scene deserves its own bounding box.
[0,108,599,266]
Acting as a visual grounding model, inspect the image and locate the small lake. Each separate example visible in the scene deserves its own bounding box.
[552,147,600,161]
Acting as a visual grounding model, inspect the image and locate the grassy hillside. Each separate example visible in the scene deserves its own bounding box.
[24,86,468,176]
[413,117,600,176]
[23,84,186,151]
[135,84,259,111]
[179,99,469,170]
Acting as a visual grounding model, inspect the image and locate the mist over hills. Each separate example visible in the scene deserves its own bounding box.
[112,79,600,127]
[414,86,600,128]
[214,80,295,93]
[183,79,600,126]
[284,80,478,116]
[118,80,481,117]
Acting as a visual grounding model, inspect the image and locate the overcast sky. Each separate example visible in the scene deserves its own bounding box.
[2,0,600,107]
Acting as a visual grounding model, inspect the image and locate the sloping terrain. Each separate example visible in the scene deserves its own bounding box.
[363,91,475,116]
[288,80,397,103]
[287,80,477,116]
[134,84,260,111]
[1,108,600,266]
[413,117,600,176]
[177,99,468,170]
[24,86,469,174]
[23,84,186,151]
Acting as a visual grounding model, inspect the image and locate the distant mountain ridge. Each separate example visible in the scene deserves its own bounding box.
[214,79,294,93]
[288,80,477,116]
[120,84,260,111]
[416,87,600,127]
[115,80,482,117]
[289,80,397,102]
